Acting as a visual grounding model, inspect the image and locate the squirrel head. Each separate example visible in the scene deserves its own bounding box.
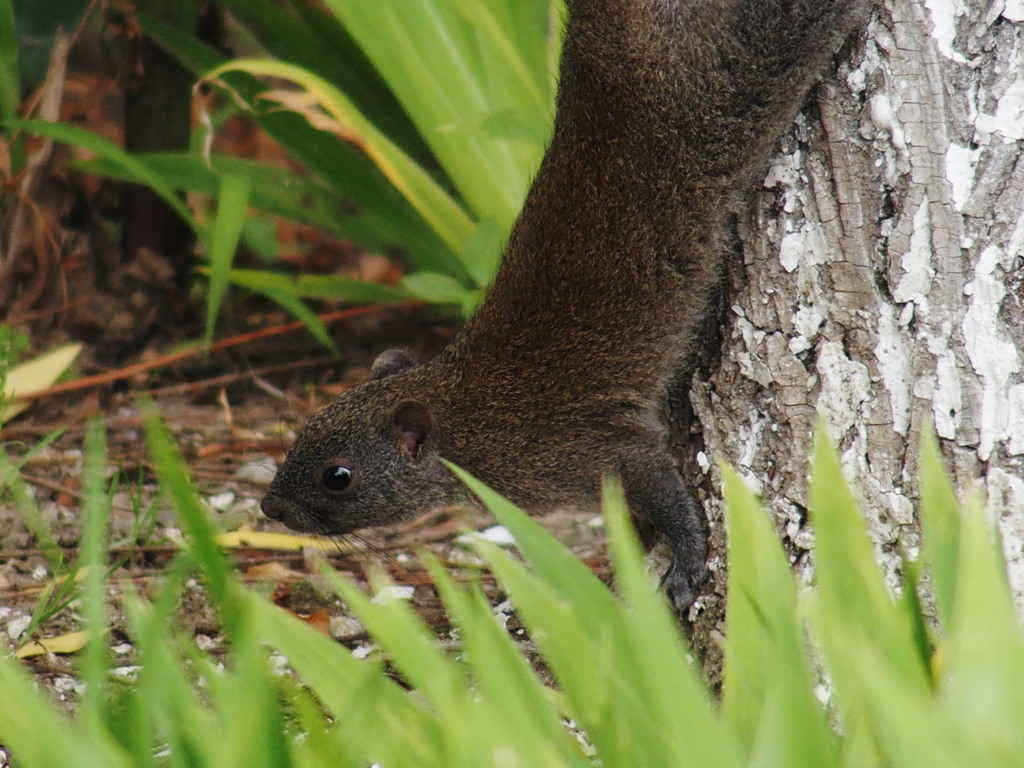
[260,350,457,537]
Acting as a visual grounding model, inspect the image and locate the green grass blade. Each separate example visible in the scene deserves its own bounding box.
[814,626,967,768]
[208,622,295,768]
[460,217,505,290]
[401,271,477,310]
[122,585,216,768]
[477,538,711,768]
[141,405,236,629]
[78,152,422,257]
[0,425,64,482]
[458,473,735,768]
[440,0,556,229]
[894,544,934,689]
[0,656,131,768]
[719,465,835,767]
[204,173,251,347]
[0,448,65,570]
[214,0,425,154]
[79,419,113,727]
[433,0,550,117]
[599,477,741,768]
[423,554,588,766]
[228,267,410,304]
[447,464,619,621]
[244,592,437,766]
[471,539,626,759]
[321,567,468,715]
[515,0,564,88]
[223,274,336,350]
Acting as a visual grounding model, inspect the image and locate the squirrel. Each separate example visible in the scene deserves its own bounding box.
[261,0,868,613]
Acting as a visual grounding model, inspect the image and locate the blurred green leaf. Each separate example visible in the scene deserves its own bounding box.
[0,656,132,768]
[214,0,427,157]
[207,621,294,768]
[228,268,409,304]
[323,567,468,715]
[142,405,237,628]
[141,12,463,277]
[461,217,505,288]
[424,554,586,765]
[78,420,113,729]
[918,428,962,627]
[245,591,435,766]
[240,216,277,262]
[5,409,1024,768]
[939,498,1024,765]
[321,0,552,226]
[453,466,733,768]
[807,425,931,695]
[12,119,198,231]
[0,0,19,124]
[719,465,834,767]
[827,635,965,768]
[76,153,399,256]
[599,477,740,768]
[401,271,477,310]
[204,173,251,347]
[203,58,476,260]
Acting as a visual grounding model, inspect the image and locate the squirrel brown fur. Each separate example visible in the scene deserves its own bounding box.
[261,0,869,612]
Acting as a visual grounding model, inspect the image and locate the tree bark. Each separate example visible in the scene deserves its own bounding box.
[120,0,200,298]
[687,0,1024,658]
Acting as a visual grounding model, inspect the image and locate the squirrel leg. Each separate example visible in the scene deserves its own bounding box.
[619,451,709,614]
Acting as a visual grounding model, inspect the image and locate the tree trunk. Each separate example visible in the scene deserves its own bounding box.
[120,0,202,310]
[687,0,1024,660]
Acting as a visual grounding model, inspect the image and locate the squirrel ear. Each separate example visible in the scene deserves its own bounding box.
[392,401,434,461]
[370,349,415,380]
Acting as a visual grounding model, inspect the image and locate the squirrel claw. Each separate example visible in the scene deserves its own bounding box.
[660,557,709,617]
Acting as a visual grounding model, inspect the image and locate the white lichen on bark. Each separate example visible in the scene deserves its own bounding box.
[692,0,1024,613]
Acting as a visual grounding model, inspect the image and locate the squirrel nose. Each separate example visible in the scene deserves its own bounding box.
[260,493,299,526]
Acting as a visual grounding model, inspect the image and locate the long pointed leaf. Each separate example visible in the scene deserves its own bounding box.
[719,465,835,767]
[808,425,930,694]
[918,428,962,627]
[203,59,475,262]
[939,498,1024,764]
[322,0,525,220]
[140,13,462,276]
[12,119,198,232]
[204,173,251,346]
[0,0,18,124]
[78,420,113,728]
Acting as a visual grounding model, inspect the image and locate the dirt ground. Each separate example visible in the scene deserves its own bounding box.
[0,309,615,707]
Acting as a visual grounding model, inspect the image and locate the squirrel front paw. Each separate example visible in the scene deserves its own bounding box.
[660,552,709,616]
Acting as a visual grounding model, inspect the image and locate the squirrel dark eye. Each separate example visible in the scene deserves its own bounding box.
[322,465,353,492]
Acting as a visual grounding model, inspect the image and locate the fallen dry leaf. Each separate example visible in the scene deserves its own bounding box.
[2,343,82,423]
[243,561,302,581]
[215,530,349,552]
[16,629,91,658]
